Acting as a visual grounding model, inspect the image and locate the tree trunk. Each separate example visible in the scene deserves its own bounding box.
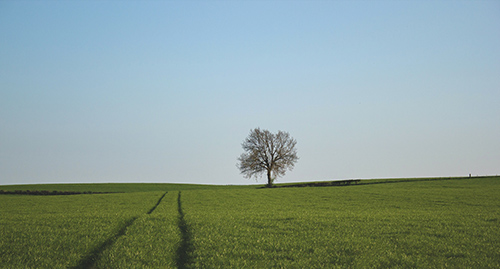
[267,169,272,187]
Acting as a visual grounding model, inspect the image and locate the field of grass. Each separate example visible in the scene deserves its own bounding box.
[0,182,250,193]
[0,176,499,268]
[94,192,181,268]
[0,192,164,268]
[182,177,500,268]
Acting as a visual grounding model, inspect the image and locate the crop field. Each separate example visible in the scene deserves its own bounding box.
[1,176,499,268]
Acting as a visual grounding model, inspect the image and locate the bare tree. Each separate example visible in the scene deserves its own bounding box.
[237,128,299,187]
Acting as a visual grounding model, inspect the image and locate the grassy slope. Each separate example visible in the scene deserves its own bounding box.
[95,192,181,268]
[0,182,252,193]
[1,176,498,268]
[273,175,498,187]
[1,176,497,192]
[0,192,164,268]
[182,177,500,268]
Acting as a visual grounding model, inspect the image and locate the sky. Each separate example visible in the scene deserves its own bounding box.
[1,1,499,186]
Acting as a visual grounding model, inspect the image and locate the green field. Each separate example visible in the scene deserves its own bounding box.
[0,182,250,193]
[1,177,499,268]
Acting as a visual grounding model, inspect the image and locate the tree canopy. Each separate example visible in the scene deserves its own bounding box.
[237,128,298,187]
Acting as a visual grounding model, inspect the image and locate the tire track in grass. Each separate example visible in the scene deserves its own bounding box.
[72,217,138,269]
[72,192,168,268]
[147,191,168,214]
[176,191,193,269]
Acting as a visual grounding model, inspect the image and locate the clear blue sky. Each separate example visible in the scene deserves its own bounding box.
[1,1,499,185]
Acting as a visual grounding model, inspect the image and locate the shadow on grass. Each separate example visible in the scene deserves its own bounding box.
[176,191,193,269]
[72,217,137,269]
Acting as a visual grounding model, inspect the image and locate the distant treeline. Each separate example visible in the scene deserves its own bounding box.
[0,190,118,195]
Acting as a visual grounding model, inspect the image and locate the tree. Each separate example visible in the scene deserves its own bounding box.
[237,128,299,187]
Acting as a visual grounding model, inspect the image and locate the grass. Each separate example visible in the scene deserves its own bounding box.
[0,176,499,268]
[94,192,181,268]
[0,192,163,268]
[0,182,250,193]
[273,175,493,188]
[182,177,500,268]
